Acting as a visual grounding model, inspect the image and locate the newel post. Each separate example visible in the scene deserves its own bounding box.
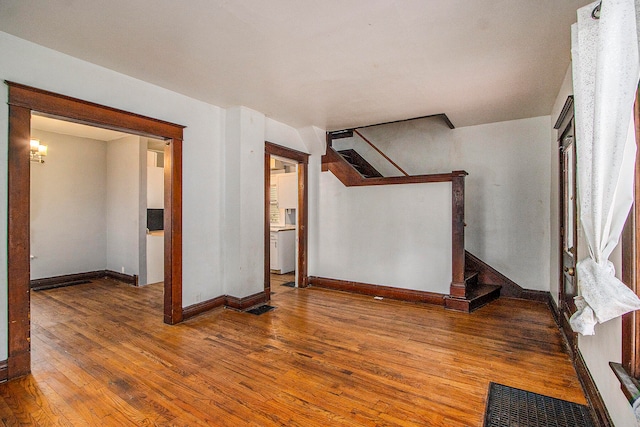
[450,170,468,298]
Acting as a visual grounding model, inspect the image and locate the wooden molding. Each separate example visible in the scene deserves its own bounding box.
[264,142,310,293]
[450,173,466,298]
[464,251,549,302]
[574,351,614,426]
[550,295,613,426]
[226,291,270,311]
[182,296,226,320]
[336,149,383,178]
[308,276,445,306]
[610,362,640,404]
[30,270,137,290]
[6,81,185,139]
[5,81,185,380]
[322,145,467,187]
[182,291,270,320]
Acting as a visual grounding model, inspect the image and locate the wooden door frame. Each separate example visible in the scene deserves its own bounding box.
[6,82,185,380]
[264,142,309,295]
[555,96,578,351]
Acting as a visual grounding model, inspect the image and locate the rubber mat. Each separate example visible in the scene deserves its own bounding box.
[245,305,276,315]
[281,282,296,287]
[484,382,594,427]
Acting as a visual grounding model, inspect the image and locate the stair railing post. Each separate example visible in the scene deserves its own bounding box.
[450,171,467,298]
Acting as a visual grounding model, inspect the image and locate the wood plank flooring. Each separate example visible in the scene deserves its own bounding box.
[0,276,586,426]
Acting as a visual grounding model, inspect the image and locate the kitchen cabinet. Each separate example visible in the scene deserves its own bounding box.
[147,166,164,209]
[270,228,295,274]
[276,172,297,210]
[146,232,164,284]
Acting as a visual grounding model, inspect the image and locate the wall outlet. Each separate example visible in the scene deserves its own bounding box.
[195,293,202,302]
[121,267,125,273]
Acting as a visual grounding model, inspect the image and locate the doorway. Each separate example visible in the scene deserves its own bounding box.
[264,142,309,295]
[6,82,184,380]
[557,98,578,351]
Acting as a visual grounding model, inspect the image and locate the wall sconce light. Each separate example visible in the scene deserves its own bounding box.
[30,139,47,163]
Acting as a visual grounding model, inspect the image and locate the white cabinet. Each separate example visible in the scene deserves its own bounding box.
[276,172,297,210]
[147,166,164,209]
[146,233,164,284]
[270,229,295,274]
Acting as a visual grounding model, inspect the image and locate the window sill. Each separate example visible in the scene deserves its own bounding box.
[610,362,640,404]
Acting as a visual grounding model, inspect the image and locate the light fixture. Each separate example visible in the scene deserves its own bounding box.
[30,139,47,163]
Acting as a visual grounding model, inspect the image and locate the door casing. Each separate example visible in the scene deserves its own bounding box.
[6,82,185,380]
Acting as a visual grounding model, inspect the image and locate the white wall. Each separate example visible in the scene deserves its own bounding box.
[105,135,146,283]
[315,174,452,293]
[334,116,552,292]
[30,129,107,279]
[0,31,229,360]
[223,107,266,298]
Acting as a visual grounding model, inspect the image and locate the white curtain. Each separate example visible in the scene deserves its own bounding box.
[570,0,640,336]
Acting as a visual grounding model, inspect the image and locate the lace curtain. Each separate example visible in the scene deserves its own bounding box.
[569,0,640,336]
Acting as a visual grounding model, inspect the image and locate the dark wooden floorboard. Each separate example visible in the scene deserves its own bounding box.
[0,275,586,426]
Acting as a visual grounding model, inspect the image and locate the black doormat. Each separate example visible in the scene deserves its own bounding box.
[246,305,276,315]
[484,382,594,427]
[281,282,296,288]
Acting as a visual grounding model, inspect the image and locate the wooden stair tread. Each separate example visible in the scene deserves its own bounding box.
[467,283,500,300]
[444,283,501,313]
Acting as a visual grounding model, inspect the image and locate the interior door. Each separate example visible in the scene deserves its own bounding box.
[559,116,578,349]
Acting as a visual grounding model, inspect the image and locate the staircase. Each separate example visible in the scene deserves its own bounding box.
[323,130,503,313]
[444,268,501,312]
[337,149,383,178]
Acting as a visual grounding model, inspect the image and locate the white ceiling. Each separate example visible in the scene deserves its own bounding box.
[0,0,591,129]
[31,115,166,151]
[31,115,129,141]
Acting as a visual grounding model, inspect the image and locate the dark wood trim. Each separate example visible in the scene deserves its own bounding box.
[6,81,185,139]
[182,291,270,320]
[308,276,445,306]
[182,296,226,320]
[264,149,272,296]
[622,91,640,379]
[332,112,455,131]
[336,149,383,178]
[323,144,467,187]
[464,251,549,302]
[7,104,31,380]
[297,161,309,288]
[353,129,408,176]
[6,82,185,380]
[226,291,270,311]
[264,142,310,293]
[266,142,309,163]
[574,351,614,426]
[610,362,640,404]
[554,96,575,130]
[105,270,138,286]
[30,270,137,290]
[550,295,614,426]
[450,172,466,298]
[164,138,183,325]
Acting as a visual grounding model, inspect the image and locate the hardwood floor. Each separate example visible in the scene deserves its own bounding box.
[0,276,585,426]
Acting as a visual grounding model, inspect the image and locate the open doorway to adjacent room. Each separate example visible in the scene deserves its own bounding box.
[6,82,184,380]
[264,142,309,296]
